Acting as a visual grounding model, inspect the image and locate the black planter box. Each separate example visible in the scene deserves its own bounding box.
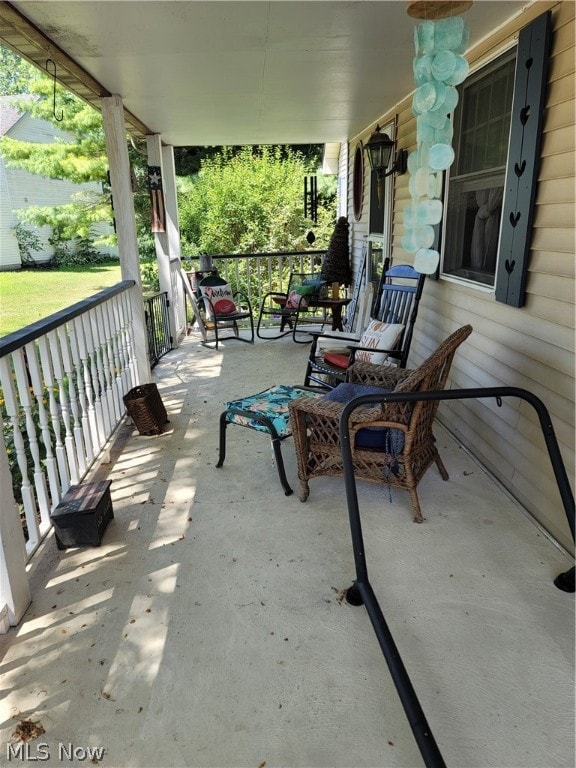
[50,481,113,550]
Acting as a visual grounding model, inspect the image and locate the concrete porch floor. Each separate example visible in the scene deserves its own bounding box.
[1,331,574,768]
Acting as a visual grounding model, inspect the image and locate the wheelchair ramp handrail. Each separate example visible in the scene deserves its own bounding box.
[338,386,574,768]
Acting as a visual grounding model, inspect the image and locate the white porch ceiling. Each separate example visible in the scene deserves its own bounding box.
[2,1,526,147]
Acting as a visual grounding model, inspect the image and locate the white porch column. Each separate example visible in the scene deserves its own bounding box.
[101,95,150,384]
[162,145,187,339]
[146,135,179,345]
[0,411,31,632]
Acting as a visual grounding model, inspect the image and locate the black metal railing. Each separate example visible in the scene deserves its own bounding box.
[144,292,171,367]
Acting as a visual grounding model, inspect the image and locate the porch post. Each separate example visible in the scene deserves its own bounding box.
[162,144,187,340]
[101,95,151,384]
[0,411,31,632]
[146,135,179,346]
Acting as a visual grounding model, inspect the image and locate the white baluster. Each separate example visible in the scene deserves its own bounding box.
[111,294,130,396]
[39,334,71,493]
[121,290,138,389]
[58,324,86,478]
[25,341,62,514]
[0,356,39,550]
[100,302,120,426]
[83,310,106,447]
[102,301,122,421]
[90,306,113,437]
[109,300,125,415]
[12,349,51,531]
[71,316,97,462]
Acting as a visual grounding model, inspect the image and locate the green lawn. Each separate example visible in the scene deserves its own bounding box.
[0,263,124,337]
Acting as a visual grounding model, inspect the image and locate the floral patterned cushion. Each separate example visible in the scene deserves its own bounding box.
[224,385,320,437]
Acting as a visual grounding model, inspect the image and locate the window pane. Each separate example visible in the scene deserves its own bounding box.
[486,120,507,166]
[443,51,516,285]
[444,178,504,284]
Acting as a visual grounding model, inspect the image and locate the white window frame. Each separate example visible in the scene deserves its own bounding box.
[439,44,517,292]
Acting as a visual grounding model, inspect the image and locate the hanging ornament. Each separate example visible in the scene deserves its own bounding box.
[402,3,472,262]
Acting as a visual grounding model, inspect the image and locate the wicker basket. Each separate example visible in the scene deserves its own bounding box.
[123,383,169,435]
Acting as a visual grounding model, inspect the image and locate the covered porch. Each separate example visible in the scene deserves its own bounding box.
[0,1,574,763]
[1,332,573,767]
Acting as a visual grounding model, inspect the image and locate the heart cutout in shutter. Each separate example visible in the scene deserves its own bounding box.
[514,160,527,177]
[509,211,521,227]
[520,105,531,125]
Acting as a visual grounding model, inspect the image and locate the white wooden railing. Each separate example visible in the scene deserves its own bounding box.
[185,250,326,304]
[0,281,139,571]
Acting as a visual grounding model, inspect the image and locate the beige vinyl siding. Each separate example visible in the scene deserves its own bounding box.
[346,0,574,550]
[347,140,370,291]
[337,141,348,219]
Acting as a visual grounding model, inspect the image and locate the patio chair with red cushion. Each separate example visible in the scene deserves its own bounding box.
[303,264,426,389]
[256,271,326,343]
[197,274,254,350]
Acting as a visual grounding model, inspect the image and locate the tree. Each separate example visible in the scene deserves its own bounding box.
[177,145,335,256]
[1,74,122,248]
[321,216,352,286]
[0,45,154,260]
[0,47,39,95]
[174,143,324,176]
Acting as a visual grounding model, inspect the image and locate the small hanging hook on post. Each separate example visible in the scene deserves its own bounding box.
[45,58,64,122]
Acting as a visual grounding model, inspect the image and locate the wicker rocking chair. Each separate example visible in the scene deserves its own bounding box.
[288,325,473,522]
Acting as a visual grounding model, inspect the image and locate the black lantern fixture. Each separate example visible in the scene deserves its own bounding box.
[365,125,408,203]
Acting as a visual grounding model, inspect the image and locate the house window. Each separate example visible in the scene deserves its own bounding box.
[442,51,516,286]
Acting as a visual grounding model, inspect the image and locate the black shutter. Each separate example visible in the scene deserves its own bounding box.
[495,10,552,307]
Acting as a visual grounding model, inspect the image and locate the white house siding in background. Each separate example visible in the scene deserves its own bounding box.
[345,0,574,551]
[0,152,20,267]
[0,98,117,270]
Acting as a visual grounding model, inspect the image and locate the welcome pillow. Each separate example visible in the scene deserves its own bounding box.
[354,320,404,365]
[200,284,236,319]
[285,290,308,309]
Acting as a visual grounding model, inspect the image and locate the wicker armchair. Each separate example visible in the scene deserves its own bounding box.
[288,325,473,522]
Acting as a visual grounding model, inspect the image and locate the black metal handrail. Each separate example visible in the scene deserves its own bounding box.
[338,386,574,768]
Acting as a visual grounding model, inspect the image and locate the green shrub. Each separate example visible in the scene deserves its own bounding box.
[49,231,105,266]
[14,223,43,265]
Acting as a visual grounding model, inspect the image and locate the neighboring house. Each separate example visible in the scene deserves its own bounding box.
[0,94,116,270]
[343,2,574,551]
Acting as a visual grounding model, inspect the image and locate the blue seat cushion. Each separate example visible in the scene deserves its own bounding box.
[323,383,404,453]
